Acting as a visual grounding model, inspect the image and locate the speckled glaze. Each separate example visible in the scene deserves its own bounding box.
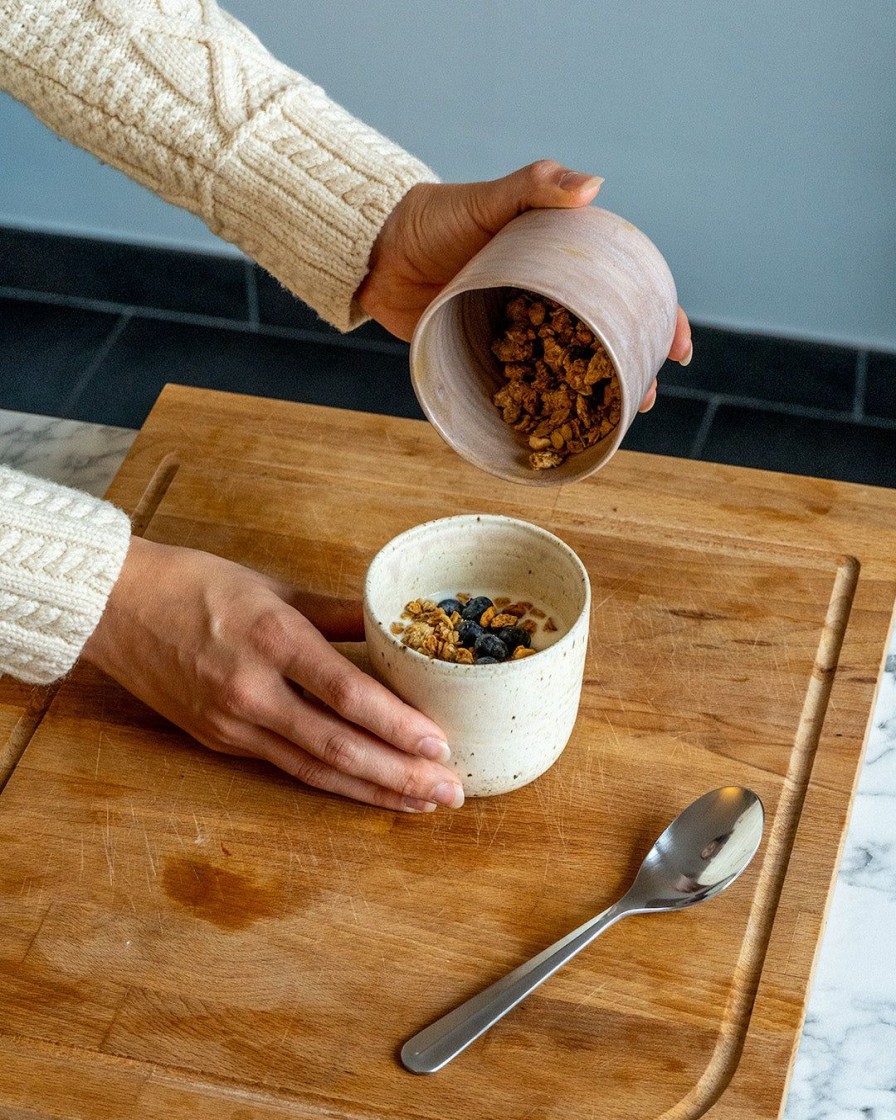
[410,206,677,486]
[363,515,591,797]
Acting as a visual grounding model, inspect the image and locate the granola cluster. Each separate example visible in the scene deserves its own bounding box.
[390,593,558,665]
[490,290,621,470]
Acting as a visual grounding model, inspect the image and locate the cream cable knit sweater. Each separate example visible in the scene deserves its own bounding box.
[0,0,436,684]
[0,467,132,683]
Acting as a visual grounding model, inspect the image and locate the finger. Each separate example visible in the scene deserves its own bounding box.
[275,617,451,762]
[639,380,658,413]
[246,600,449,761]
[468,159,604,235]
[668,306,692,365]
[261,681,464,807]
[222,725,442,813]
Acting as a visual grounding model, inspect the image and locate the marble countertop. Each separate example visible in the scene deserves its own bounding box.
[1,407,894,1118]
[0,408,137,498]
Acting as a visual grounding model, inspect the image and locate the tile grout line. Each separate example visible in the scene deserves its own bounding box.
[5,285,895,375]
[244,261,260,331]
[0,285,141,318]
[853,351,869,419]
[57,309,134,416]
[686,397,720,459]
[658,383,896,432]
[0,285,408,355]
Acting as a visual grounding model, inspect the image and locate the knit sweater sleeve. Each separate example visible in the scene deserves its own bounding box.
[0,466,132,684]
[0,0,437,330]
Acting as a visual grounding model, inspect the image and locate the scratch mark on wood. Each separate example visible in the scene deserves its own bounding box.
[169,815,187,849]
[103,806,115,886]
[483,800,509,852]
[142,824,157,878]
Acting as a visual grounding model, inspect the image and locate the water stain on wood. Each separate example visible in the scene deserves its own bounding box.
[162,855,284,930]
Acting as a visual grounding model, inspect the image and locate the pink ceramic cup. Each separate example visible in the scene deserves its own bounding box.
[410,206,677,486]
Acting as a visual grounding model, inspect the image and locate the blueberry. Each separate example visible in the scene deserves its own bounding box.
[474,632,509,661]
[438,597,463,616]
[496,626,531,650]
[475,656,498,665]
[461,595,493,622]
[457,619,484,648]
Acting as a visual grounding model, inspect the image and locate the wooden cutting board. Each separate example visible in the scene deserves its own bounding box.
[1,385,894,1120]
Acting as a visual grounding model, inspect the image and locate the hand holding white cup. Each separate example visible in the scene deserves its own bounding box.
[363,515,591,797]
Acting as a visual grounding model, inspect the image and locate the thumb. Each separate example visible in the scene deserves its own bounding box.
[468,159,604,235]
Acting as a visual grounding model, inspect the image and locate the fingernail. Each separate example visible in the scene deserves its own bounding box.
[559,171,604,193]
[641,392,656,413]
[431,781,465,809]
[402,798,438,813]
[679,342,693,367]
[418,737,451,763]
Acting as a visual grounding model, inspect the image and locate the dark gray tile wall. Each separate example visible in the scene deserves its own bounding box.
[1,226,894,488]
[72,317,418,428]
[658,325,860,412]
[865,352,896,421]
[0,227,249,319]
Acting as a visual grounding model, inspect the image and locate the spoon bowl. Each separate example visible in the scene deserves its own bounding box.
[401,785,764,1073]
[625,785,765,910]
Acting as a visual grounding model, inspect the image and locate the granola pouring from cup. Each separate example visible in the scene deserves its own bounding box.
[490,290,622,470]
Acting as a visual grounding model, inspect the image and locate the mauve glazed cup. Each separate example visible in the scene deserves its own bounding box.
[410,206,677,486]
[363,515,591,798]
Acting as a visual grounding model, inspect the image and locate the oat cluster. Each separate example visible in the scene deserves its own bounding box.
[391,593,558,665]
[490,290,622,470]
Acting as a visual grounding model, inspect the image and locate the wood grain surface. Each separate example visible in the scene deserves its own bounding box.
[1,385,894,1120]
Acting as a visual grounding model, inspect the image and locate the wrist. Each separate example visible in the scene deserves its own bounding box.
[354,188,408,321]
[82,535,158,673]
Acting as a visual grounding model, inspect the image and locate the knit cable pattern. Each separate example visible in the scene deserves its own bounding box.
[0,466,131,683]
[0,0,437,329]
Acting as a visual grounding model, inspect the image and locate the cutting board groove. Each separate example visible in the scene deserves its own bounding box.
[0,682,57,793]
[672,553,860,1118]
[129,452,180,537]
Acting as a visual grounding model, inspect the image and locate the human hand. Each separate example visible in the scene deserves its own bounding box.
[82,536,464,812]
[356,159,692,411]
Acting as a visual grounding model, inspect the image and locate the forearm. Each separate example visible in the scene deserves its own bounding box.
[0,466,131,683]
[0,0,436,329]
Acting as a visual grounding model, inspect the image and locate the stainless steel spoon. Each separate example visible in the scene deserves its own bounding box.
[401,785,764,1073]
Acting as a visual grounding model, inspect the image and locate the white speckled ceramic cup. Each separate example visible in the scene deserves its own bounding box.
[363,515,591,798]
[410,206,677,486]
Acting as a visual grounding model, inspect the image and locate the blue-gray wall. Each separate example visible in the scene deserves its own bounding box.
[2,1,894,350]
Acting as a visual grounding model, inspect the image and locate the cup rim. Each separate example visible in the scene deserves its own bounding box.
[363,513,591,672]
[414,274,625,391]
[410,285,628,486]
[408,205,676,487]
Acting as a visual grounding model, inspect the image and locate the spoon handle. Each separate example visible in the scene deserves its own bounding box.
[401,898,630,1073]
